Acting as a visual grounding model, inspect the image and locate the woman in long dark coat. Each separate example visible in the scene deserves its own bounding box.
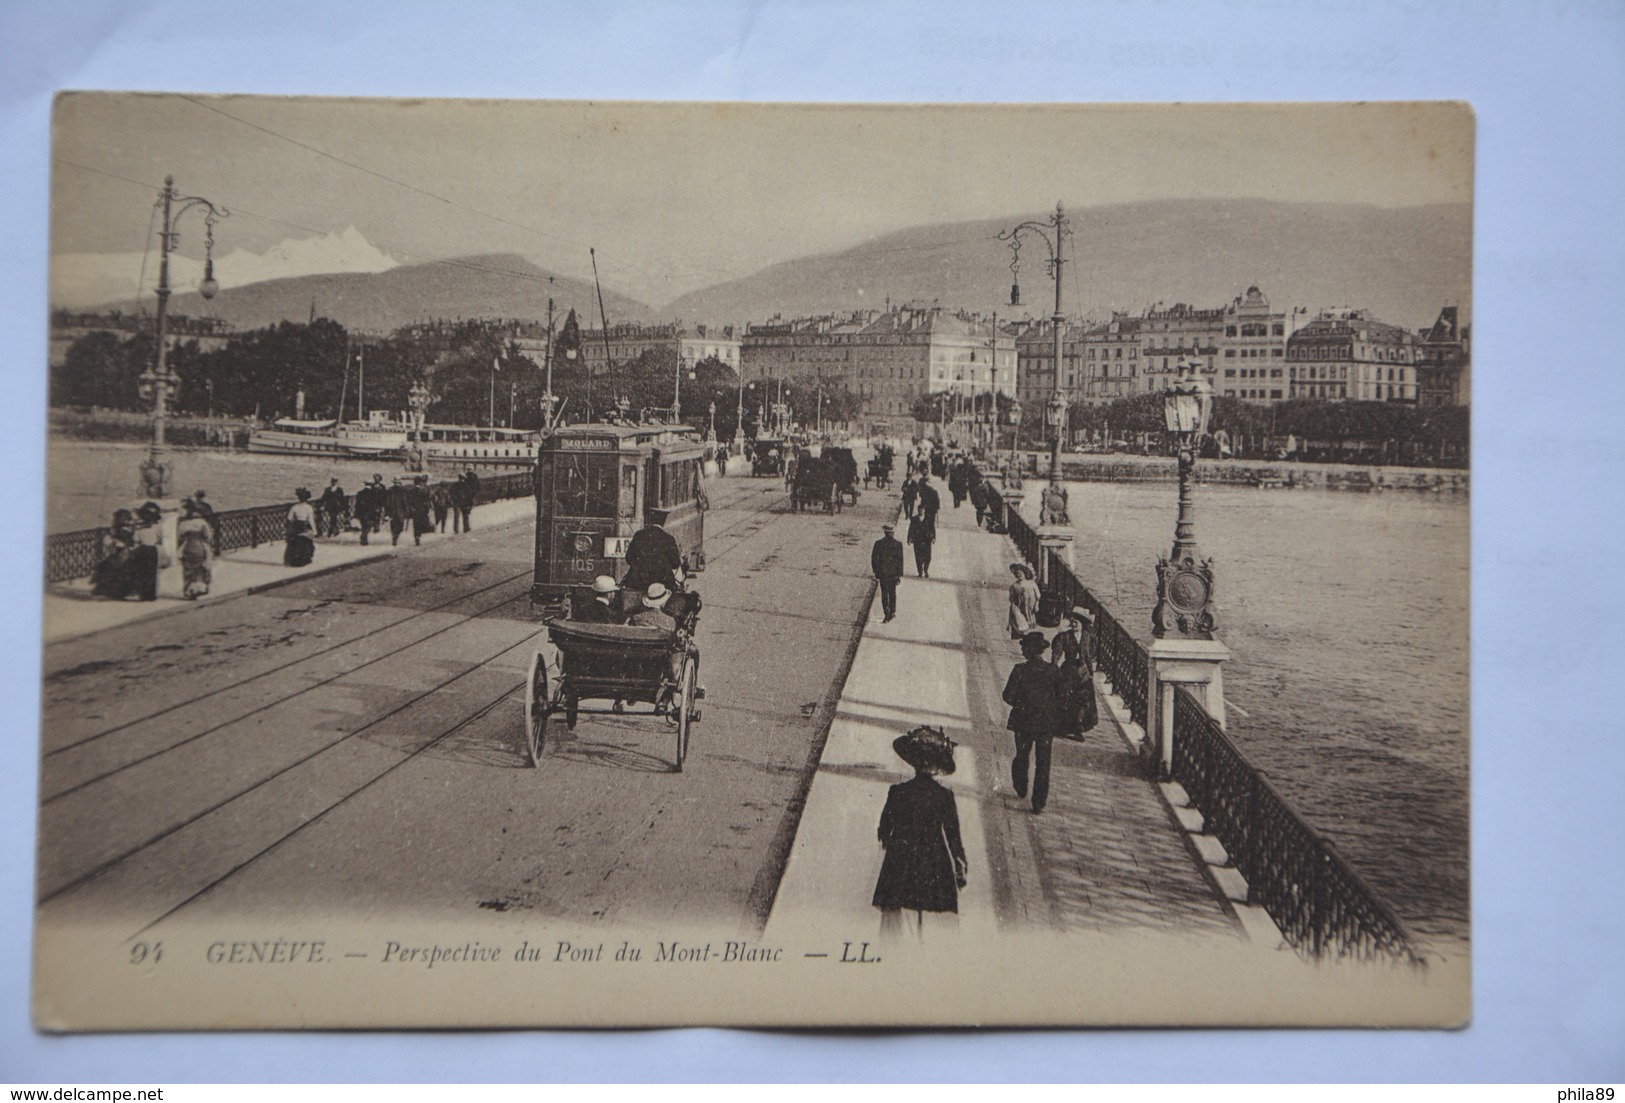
[1052,606,1098,739]
[873,726,967,939]
[284,488,317,567]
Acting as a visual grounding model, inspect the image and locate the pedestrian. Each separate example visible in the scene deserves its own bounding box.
[354,475,385,545]
[318,477,347,537]
[906,508,934,579]
[176,498,213,599]
[430,482,451,533]
[901,473,919,520]
[970,477,990,529]
[870,520,905,623]
[915,476,941,536]
[452,472,475,533]
[90,509,137,599]
[1051,606,1098,740]
[461,467,481,529]
[191,489,219,554]
[948,459,967,508]
[131,500,166,601]
[408,475,434,546]
[1007,562,1041,639]
[385,477,409,546]
[717,445,729,476]
[1002,631,1066,813]
[872,725,967,941]
[284,488,317,567]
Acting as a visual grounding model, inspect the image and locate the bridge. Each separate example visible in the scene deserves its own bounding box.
[34,459,1435,1029]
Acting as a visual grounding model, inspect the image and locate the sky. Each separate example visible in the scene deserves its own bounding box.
[49,95,1473,310]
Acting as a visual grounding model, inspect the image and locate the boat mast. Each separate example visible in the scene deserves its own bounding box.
[590,247,614,419]
[357,346,365,422]
[337,341,350,424]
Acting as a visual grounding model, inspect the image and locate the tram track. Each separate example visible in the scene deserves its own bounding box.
[39,476,811,919]
[42,478,781,789]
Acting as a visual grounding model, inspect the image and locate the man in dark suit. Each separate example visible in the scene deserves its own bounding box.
[916,476,941,537]
[870,521,905,622]
[1002,631,1066,813]
[575,576,622,623]
[621,508,682,596]
[385,477,409,546]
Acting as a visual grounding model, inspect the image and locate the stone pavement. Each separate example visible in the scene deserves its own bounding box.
[42,496,536,645]
[769,483,1257,945]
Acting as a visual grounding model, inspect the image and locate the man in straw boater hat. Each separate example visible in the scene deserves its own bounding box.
[575,575,622,624]
[1002,631,1067,813]
[872,726,968,940]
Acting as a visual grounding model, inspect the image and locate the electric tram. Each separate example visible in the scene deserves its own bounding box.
[529,423,708,607]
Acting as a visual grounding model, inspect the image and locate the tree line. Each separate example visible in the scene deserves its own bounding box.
[49,313,867,438]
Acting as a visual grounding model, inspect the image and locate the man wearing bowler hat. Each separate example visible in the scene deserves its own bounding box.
[1002,631,1067,813]
[870,520,905,623]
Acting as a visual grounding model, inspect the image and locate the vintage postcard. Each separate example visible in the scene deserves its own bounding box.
[35,96,1471,1029]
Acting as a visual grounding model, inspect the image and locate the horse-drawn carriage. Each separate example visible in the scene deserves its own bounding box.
[865,444,894,489]
[524,588,702,772]
[822,446,861,506]
[790,455,841,513]
[750,436,786,478]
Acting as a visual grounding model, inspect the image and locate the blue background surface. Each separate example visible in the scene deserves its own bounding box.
[2,0,1621,1083]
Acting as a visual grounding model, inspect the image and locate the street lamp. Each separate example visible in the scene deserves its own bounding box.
[1004,398,1025,489]
[1152,360,1217,639]
[406,380,431,471]
[999,202,1071,526]
[138,175,227,500]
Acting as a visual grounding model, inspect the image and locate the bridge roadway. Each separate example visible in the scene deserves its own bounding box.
[36,467,1254,954]
[37,472,883,940]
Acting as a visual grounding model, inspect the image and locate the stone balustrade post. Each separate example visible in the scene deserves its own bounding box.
[1146,636,1231,779]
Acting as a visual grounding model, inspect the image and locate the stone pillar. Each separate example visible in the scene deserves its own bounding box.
[1146,636,1231,779]
[1036,524,1075,580]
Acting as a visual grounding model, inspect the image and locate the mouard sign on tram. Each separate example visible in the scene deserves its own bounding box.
[34,96,1472,1029]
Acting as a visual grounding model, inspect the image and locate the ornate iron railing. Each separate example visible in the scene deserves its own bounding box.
[45,470,537,585]
[44,530,103,585]
[996,468,1417,963]
[1171,686,1420,963]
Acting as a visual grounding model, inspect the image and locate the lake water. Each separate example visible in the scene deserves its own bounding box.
[1030,479,1469,945]
[44,442,527,532]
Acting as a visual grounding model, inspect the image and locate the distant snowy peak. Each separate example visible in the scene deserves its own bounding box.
[51,227,400,309]
[212,226,398,288]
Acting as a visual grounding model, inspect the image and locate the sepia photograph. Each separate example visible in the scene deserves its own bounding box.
[28,94,1476,1030]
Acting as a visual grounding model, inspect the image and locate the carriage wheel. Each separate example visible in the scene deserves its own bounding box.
[674,654,697,772]
[524,652,549,767]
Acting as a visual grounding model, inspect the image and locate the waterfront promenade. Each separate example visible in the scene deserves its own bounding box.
[769,493,1282,947]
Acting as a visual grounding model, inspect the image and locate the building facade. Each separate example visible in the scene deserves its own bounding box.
[1080,315,1141,405]
[1414,305,1470,407]
[512,321,740,376]
[1215,286,1310,404]
[741,306,1014,434]
[1137,301,1226,397]
[1284,309,1419,402]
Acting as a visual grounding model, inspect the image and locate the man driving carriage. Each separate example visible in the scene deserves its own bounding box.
[620,507,683,602]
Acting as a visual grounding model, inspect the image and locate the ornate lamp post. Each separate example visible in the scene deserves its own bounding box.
[138,175,227,500]
[1152,360,1217,638]
[999,201,1071,527]
[406,380,431,472]
[1003,399,1025,490]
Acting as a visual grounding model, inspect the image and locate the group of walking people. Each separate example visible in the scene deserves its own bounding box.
[866,442,1100,938]
[91,490,219,602]
[348,469,481,547]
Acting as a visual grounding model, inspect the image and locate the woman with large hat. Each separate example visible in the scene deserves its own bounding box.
[872,725,967,939]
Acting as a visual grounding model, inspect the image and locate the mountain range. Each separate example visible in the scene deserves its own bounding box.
[96,199,1471,335]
